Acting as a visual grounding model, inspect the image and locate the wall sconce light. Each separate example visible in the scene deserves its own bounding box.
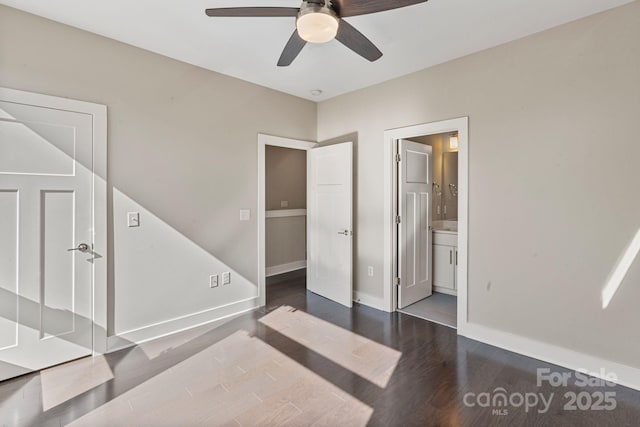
[449,132,459,150]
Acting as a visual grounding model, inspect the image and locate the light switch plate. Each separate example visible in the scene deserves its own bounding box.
[239,209,251,221]
[127,212,140,227]
[222,272,231,285]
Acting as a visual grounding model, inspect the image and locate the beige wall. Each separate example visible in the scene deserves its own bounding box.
[0,5,317,338]
[265,146,306,210]
[318,2,640,368]
[265,146,307,269]
[265,217,306,269]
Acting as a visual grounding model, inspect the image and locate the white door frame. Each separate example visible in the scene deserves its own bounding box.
[257,134,316,306]
[383,117,469,331]
[0,87,108,354]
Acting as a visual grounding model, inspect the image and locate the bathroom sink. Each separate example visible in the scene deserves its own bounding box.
[432,220,458,233]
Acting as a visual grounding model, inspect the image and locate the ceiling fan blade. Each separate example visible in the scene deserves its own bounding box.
[277,31,307,67]
[335,20,382,62]
[205,7,299,17]
[333,0,428,18]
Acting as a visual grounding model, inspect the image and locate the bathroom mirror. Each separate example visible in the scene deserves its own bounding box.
[441,151,458,220]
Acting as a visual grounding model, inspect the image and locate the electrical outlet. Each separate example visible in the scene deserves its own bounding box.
[367,266,374,277]
[280,200,289,208]
[222,272,231,285]
[239,209,251,221]
[209,274,219,288]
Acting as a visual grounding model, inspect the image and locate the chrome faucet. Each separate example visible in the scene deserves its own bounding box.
[433,181,441,196]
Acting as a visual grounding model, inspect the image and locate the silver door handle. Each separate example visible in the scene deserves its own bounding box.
[68,243,89,253]
[337,230,351,236]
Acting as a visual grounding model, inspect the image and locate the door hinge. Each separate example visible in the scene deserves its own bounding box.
[394,277,401,286]
[395,215,401,224]
[395,153,401,162]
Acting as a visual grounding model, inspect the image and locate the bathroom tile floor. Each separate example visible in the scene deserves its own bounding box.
[398,292,457,328]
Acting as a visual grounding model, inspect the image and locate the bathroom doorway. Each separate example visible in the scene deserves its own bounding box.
[382,117,469,332]
[397,132,459,328]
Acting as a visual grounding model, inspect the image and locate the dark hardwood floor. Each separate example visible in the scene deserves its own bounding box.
[1,269,639,426]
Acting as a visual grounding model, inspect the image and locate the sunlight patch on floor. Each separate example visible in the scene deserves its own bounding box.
[68,330,372,426]
[134,317,234,360]
[40,355,113,411]
[602,228,640,309]
[259,305,402,388]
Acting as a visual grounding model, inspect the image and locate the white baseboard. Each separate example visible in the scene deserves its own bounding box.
[459,322,640,391]
[107,297,261,352]
[266,260,306,277]
[353,291,389,312]
[433,286,457,296]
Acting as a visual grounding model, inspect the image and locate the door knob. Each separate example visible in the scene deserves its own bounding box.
[68,243,89,253]
[337,230,351,236]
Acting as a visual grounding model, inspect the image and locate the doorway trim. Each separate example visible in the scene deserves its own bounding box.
[382,117,469,331]
[257,134,316,306]
[0,87,108,354]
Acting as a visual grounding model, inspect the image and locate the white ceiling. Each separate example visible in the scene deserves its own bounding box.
[1,0,634,101]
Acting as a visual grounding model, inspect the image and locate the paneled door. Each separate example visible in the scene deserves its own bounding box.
[398,139,433,308]
[0,98,93,381]
[307,142,353,307]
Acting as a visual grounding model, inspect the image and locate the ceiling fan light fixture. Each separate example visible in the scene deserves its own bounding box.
[296,3,339,44]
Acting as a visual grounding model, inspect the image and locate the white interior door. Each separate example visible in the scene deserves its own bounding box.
[0,98,93,381]
[398,139,432,308]
[307,142,353,307]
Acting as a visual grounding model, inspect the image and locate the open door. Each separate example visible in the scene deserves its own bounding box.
[397,139,433,308]
[0,96,94,381]
[307,142,353,307]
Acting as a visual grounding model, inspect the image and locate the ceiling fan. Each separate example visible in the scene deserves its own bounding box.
[205,0,428,66]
